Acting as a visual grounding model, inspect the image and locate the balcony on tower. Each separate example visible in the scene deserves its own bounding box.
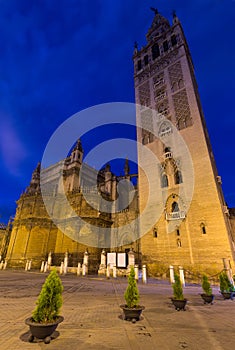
[164,147,173,159]
[166,211,186,221]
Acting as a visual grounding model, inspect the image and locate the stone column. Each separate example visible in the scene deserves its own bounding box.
[28,260,32,271]
[98,249,106,275]
[142,265,147,284]
[82,263,86,276]
[25,260,29,271]
[179,266,185,287]
[3,260,7,270]
[106,264,110,279]
[83,250,89,274]
[134,264,139,281]
[0,261,3,270]
[47,251,52,270]
[44,261,48,273]
[60,261,64,274]
[64,251,68,274]
[169,265,175,283]
[113,265,117,278]
[40,261,44,272]
[101,249,106,266]
[77,262,81,276]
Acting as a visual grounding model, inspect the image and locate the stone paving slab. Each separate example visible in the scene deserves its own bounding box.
[0,270,235,349]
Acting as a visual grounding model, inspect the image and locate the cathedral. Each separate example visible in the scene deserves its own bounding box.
[5,9,235,275]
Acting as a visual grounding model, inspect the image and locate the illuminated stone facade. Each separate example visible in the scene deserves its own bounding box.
[5,10,235,274]
[6,143,139,270]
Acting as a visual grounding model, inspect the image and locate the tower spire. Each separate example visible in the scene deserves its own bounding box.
[26,162,41,194]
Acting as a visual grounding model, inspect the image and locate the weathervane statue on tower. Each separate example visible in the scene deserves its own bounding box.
[150,7,158,15]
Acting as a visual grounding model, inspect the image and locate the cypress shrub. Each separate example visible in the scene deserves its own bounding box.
[32,269,63,323]
[124,267,140,308]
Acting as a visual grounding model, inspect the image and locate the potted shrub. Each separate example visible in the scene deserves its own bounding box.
[200,274,214,304]
[171,273,187,311]
[25,269,64,344]
[219,272,235,300]
[120,266,145,322]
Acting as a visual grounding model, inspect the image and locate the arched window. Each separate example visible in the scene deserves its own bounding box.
[201,223,207,234]
[142,134,148,145]
[159,122,172,137]
[177,238,182,247]
[149,133,154,143]
[171,34,177,46]
[137,60,142,71]
[144,54,149,65]
[177,117,186,130]
[172,82,178,92]
[163,40,169,52]
[152,43,160,60]
[178,79,184,89]
[175,170,183,184]
[172,201,179,212]
[161,174,168,188]
[153,227,158,238]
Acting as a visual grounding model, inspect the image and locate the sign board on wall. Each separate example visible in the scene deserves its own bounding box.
[107,252,116,268]
[117,253,127,268]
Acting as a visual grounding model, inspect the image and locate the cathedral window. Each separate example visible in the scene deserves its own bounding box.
[171,34,177,46]
[163,40,169,52]
[137,60,142,71]
[176,228,180,236]
[152,43,160,60]
[144,54,149,65]
[161,174,168,188]
[175,170,183,184]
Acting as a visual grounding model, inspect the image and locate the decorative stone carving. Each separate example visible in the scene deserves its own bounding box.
[172,88,192,129]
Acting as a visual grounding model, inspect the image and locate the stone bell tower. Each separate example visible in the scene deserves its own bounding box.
[134,8,235,273]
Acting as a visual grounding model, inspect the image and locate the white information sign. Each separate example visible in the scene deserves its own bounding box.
[107,252,116,268]
[117,253,126,268]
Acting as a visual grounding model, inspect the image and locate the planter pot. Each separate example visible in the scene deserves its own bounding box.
[220,291,234,300]
[200,294,214,304]
[171,298,187,311]
[25,316,64,344]
[120,304,145,322]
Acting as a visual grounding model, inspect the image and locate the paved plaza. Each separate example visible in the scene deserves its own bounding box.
[0,270,235,349]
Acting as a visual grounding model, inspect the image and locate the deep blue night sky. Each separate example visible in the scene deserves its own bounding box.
[0,0,235,223]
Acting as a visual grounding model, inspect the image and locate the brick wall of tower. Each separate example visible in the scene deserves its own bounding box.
[134,12,235,274]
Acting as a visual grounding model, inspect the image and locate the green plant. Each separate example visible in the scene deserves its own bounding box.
[202,275,212,295]
[32,269,63,323]
[219,272,233,292]
[124,267,140,308]
[172,273,184,300]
